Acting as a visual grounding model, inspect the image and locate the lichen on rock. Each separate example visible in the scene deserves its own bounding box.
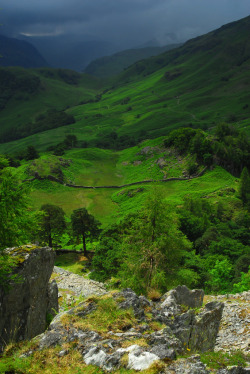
[0,245,58,351]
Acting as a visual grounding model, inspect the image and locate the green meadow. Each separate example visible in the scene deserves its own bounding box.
[0,15,248,256]
[17,138,238,229]
[0,15,250,374]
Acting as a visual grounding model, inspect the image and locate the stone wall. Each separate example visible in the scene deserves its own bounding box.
[0,245,58,351]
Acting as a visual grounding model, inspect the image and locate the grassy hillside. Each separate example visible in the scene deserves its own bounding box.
[117,15,250,82]
[84,44,181,78]
[0,16,249,155]
[1,127,249,298]
[0,16,249,240]
[4,131,246,296]
[11,135,238,229]
[0,67,103,143]
[0,18,249,369]
[0,34,48,68]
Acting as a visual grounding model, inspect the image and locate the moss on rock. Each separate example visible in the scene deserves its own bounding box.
[4,245,44,265]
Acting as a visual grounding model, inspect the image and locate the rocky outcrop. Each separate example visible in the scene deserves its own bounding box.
[163,355,250,374]
[184,301,224,352]
[152,286,223,353]
[31,286,226,372]
[53,266,107,301]
[160,285,204,315]
[208,292,250,354]
[0,245,58,351]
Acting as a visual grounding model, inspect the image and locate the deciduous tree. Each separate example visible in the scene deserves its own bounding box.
[71,208,101,256]
[0,170,38,250]
[39,204,66,247]
[118,190,192,293]
[25,145,39,160]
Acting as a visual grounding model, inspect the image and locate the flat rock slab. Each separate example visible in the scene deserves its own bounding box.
[53,266,107,298]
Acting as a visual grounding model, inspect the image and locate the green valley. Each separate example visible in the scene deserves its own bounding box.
[0,16,250,154]
[0,15,249,296]
[0,67,102,143]
[0,13,250,374]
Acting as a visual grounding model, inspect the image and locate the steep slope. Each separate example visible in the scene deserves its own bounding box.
[0,67,103,143]
[84,44,180,78]
[0,16,249,151]
[0,35,48,68]
[117,15,250,82]
[79,14,249,140]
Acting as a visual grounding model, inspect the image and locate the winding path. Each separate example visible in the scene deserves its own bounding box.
[53,266,107,299]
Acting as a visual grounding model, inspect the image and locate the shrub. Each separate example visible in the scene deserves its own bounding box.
[233,267,250,293]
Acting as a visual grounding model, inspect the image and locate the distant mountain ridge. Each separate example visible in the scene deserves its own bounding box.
[117,15,250,82]
[20,35,117,71]
[0,15,249,151]
[84,44,181,78]
[0,35,48,68]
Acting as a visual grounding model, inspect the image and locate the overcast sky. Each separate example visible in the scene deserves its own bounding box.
[1,0,250,47]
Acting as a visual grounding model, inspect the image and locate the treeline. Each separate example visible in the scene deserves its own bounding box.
[0,160,101,287]
[94,131,138,150]
[165,124,250,176]
[0,109,75,143]
[0,154,100,255]
[44,123,250,169]
[0,163,249,294]
[1,124,249,295]
[47,134,81,156]
[1,136,77,163]
[37,68,82,85]
[90,185,250,295]
[47,132,146,155]
[0,68,41,111]
[177,195,250,292]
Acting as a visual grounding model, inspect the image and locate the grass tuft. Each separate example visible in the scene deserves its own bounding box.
[61,296,136,334]
[200,350,249,370]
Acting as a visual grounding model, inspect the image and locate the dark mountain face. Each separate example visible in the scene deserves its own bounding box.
[20,35,118,72]
[0,35,49,68]
[84,44,181,78]
[118,15,250,82]
[0,15,249,147]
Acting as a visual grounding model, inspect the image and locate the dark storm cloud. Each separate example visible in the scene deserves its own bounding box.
[1,0,249,45]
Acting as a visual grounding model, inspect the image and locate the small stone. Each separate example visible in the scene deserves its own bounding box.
[84,347,107,367]
[128,349,160,371]
[150,345,176,360]
[58,349,68,357]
